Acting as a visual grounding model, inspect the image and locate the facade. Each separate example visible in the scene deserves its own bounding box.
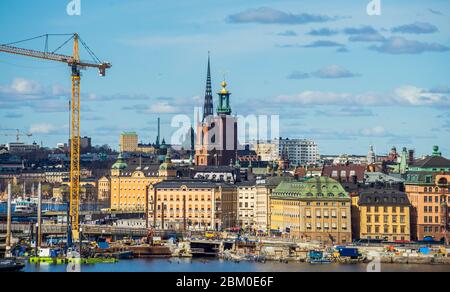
[120,132,138,153]
[147,180,238,231]
[270,177,352,244]
[6,142,39,153]
[253,139,319,166]
[255,176,291,233]
[98,176,111,202]
[110,154,162,211]
[274,138,319,166]
[253,142,278,162]
[237,182,257,230]
[358,189,411,241]
[44,168,91,184]
[405,146,450,242]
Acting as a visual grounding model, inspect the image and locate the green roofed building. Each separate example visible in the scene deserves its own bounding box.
[270,176,352,244]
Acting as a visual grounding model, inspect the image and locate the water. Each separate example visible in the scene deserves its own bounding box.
[22,258,450,272]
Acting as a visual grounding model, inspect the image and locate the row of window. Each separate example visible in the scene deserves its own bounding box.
[367,215,406,223]
[366,225,407,234]
[366,206,406,213]
[424,195,450,203]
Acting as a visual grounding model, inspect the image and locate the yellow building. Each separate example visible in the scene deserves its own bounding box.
[358,189,411,242]
[110,153,177,211]
[148,180,238,231]
[120,132,138,153]
[270,177,352,244]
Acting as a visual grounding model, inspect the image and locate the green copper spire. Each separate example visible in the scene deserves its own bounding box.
[217,81,232,115]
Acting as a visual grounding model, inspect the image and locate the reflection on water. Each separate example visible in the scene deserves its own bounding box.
[23,258,450,272]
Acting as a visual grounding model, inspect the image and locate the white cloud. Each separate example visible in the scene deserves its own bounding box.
[360,126,385,137]
[29,123,57,134]
[312,65,360,79]
[274,85,450,107]
[148,102,178,114]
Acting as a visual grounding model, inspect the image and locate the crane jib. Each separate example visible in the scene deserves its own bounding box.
[0,44,111,72]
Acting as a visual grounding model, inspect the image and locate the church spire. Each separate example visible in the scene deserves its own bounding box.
[203,52,214,121]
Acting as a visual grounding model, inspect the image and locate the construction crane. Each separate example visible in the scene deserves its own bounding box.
[0,33,111,242]
[1,129,32,142]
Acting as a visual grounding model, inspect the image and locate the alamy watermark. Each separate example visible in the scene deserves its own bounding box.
[170,107,280,151]
[366,251,381,272]
[67,0,81,16]
[366,0,381,16]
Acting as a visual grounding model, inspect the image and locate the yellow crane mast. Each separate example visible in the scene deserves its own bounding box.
[0,33,111,241]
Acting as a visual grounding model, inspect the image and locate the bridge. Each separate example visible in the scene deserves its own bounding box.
[0,223,148,237]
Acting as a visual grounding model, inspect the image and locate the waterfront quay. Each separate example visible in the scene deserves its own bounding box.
[22,258,450,273]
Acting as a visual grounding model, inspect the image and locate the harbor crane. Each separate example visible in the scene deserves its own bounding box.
[1,129,32,142]
[0,33,111,242]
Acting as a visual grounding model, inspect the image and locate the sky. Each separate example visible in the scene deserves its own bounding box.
[0,0,449,157]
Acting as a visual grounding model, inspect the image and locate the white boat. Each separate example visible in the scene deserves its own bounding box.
[14,198,37,214]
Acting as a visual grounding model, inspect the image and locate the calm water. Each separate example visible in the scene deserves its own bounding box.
[22,258,450,272]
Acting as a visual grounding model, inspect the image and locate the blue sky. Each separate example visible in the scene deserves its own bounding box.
[0,0,449,156]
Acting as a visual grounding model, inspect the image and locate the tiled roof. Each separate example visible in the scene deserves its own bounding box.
[410,155,450,168]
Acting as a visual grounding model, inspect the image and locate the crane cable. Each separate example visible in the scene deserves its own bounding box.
[1,33,104,65]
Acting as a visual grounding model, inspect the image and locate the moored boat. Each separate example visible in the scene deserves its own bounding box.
[0,258,25,272]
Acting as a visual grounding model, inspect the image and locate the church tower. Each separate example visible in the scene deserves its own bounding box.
[203,53,214,121]
[195,56,238,166]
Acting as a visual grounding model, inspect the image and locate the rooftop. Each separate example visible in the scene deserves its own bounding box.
[358,189,410,206]
[272,176,350,200]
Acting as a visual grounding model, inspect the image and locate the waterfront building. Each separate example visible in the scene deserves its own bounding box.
[255,176,291,233]
[120,132,138,153]
[237,181,257,230]
[270,177,352,244]
[405,146,450,242]
[110,153,162,211]
[357,188,411,241]
[195,56,238,166]
[147,180,238,231]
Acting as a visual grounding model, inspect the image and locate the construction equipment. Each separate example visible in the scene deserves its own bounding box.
[1,129,32,142]
[0,34,111,242]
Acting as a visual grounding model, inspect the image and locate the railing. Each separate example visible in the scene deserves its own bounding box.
[0,223,148,236]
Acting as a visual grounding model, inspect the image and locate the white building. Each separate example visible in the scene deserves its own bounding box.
[237,183,257,230]
[274,138,319,166]
[251,138,319,166]
[6,142,39,153]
